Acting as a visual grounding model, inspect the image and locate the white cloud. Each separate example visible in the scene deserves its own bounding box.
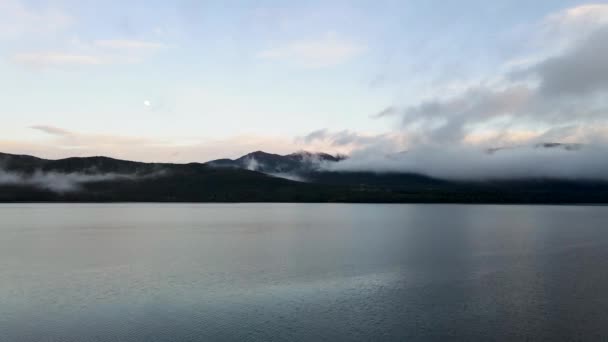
[540,3,608,51]
[326,144,608,181]
[94,39,166,50]
[257,33,365,68]
[502,4,608,77]
[12,39,167,68]
[0,0,71,39]
[12,52,106,67]
[545,4,608,31]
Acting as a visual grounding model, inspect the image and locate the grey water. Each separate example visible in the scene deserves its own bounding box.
[1,204,608,341]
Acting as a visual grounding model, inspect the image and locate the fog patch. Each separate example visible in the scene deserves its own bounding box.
[0,168,164,192]
[268,172,307,182]
[239,154,318,182]
[243,157,260,171]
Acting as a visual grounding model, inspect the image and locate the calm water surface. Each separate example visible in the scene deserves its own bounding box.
[1,203,608,341]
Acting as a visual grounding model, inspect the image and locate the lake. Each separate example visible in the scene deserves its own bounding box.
[1,203,608,341]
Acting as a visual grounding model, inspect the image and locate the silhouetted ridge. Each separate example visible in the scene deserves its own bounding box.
[205,150,346,173]
[1,150,608,203]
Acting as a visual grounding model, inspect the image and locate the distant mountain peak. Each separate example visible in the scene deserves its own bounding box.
[204,150,346,174]
[286,151,347,162]
[247,150,280,157]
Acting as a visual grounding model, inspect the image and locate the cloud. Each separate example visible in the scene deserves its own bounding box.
[505,4,608,73]
[257,32,365,68]
[30,125,73,136]
[306,4,608,181]
[12,52,106,67]
[299,129,330,144]
[299,129,395,148]
[527,27,608,96]
[268,172,306,182]
[360,4,608,148]
[12,36,166,68]
[396,85,536,145]
[28,125,165,151]
[296,129,407,158]
[94,39,166,50]
[326,144,608,181]
[0,0,71,39]
[543,4,608,39]
[372,106,398,119]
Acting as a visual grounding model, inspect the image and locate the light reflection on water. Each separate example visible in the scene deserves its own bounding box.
[1,204,608,341]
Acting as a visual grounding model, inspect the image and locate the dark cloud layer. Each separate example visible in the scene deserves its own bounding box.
[532,27,608,97]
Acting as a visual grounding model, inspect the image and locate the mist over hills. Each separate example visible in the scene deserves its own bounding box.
[1,147,608,204]
[206,151,345,174]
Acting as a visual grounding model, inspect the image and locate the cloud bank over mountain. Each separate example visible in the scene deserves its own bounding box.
[322,145,608,181]
[300,4,608,180]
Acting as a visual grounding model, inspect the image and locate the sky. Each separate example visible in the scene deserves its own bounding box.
[1,0,607,163]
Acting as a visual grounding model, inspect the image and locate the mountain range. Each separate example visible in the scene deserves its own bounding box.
[1,149,607,203]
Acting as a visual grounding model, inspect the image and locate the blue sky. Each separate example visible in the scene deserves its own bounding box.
[1,0,606,162]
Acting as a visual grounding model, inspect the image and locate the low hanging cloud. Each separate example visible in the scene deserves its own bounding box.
[0,168,143,192]
[326,145,608,181]
[244,156,307,182]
